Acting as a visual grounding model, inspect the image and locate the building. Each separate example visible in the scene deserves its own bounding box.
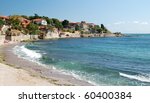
[69,22,80,30]
[0,16,9,21]
[80,21,89,32]
[21,19,30,28]
[33,19,47,26]
[87,23,95,27]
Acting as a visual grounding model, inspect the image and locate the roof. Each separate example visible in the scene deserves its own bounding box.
[22,19,30,23]
[33,18,44,22]
[70,22,80,25]
[0,16,9,19]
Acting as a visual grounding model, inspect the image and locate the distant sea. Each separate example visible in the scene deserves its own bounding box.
[13,34,150,86]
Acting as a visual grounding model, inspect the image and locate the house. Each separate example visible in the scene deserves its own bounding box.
[21,19,30,28]
[2,16,31,28]
[80,21,89,32]
[33,19,47,26]
[81,21,88,29]
[0,16,9,21]
[87,23,95,27]
[69,22,80,30]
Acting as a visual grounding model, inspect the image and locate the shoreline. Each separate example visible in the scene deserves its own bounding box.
[0,42,93,86]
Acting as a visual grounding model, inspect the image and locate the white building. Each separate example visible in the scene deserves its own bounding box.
[33,19,47,26]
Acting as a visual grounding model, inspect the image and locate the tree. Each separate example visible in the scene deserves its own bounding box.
[52,18,63,29]
[90,25,102,33]
[75,25,80,31]
[0,19,4,27]
[34,13,40,18]
[7,15,23,30]
[62,20,69,28]
[26,23,39,39]
[29,13,41,20]
[9,18,22,30]
[101,24,108,33]
[44,17,53,25]
[27,23,39,34]
[97,28,102,33]
[21,15,29,19]
[101,24,105,30]
[95,25,102,33]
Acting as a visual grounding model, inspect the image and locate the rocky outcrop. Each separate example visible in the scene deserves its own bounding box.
[0,25,9,35]
[80,33,124,38]
[45,31,59,39]
[44,31,124,39]
[59,32,80,38]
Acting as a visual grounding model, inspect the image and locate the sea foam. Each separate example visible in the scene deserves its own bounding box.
[119,72,150,83]
[13,45,42,60]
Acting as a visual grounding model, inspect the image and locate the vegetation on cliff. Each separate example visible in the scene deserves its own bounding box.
[0,14,123,38]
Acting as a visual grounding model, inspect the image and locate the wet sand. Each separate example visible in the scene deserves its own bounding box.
[0,43,92,86]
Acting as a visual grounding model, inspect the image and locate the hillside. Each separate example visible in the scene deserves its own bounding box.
[0,14,123,39]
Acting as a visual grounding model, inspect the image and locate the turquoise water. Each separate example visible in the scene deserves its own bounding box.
[14,34,150,85]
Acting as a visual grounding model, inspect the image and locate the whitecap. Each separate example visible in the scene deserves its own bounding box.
[119,72,150,83]
[13,45,42,60]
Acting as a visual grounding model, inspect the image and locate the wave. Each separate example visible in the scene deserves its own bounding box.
[119,72,150,83]
[13,45,97,85]
[13,45,42,60]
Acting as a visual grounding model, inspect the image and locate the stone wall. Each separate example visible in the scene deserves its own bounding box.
[11,34,39,42]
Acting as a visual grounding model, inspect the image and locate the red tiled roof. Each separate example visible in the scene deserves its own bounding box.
[22,19,30,23]
[33,18,43,22]
[0,16,9,19]
[21,19,30,27]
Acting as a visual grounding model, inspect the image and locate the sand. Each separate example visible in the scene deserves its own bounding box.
[0,63,54,86]
[0,40,92,86]
[0,40,54,86]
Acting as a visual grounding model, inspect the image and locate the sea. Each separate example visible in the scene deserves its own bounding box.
[13,34,150,86]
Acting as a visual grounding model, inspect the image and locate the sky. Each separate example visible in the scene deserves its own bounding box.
[1,0,150,33]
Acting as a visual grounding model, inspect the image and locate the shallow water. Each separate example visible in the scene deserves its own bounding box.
[13,34,150,85]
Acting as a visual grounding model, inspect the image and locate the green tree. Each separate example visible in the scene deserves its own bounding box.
[34,13,40,18]
[26,23,39,39]
[0,19,4,27]
[7,15,23,30]
[21,15,29,19]
[97,28,102,33]
[95,25,102,33]
[10,19,22,30]
[27,23,39,34]
[62,20,69,28]
[52,18,63,29]
[44,17,53,25]
[29,13,41,20]
[101,24,108,33]
[90,25,101,33]
[75,25,80,31]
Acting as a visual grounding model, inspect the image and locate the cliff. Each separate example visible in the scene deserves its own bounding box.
[0,14,124,41]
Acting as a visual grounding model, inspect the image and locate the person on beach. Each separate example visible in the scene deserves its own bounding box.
[4,28,11,43]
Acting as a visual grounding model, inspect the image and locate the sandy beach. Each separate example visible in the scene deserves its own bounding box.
[0,62,55,86]
[0,41,92,86]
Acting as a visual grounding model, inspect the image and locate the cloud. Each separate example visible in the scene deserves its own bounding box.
[114,21,149,25]
[114,21,126,25]
[133,21,139,24]
[141,22,149,25]
[108,20,150,33]
[133,21,149,25]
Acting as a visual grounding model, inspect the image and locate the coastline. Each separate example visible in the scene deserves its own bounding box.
[0,42,93,86]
